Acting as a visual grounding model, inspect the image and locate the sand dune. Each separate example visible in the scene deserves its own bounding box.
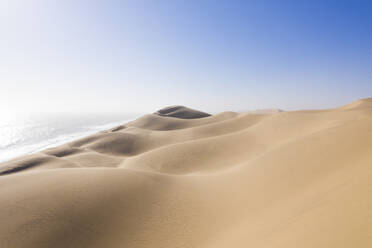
[1,100,372,247]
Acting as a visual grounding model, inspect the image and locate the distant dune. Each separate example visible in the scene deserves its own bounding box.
[1,99,372,248]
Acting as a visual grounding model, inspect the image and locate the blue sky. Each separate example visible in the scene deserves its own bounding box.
[1,0,371,114]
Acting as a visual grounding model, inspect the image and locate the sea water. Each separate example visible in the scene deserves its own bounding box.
[0,112,139,163]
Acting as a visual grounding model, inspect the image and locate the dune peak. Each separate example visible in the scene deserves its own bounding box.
[154,105,211,119]
[340,98,372,110]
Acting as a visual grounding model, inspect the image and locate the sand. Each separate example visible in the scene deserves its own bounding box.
[1,99,372,248]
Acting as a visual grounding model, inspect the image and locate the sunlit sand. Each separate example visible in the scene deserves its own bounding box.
[1,99,372,247]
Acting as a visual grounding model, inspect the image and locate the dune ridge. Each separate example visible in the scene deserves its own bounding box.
[1,101,372,247]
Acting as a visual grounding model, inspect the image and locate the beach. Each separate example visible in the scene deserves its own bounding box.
[0,112,137,163]
[1,99,372,247]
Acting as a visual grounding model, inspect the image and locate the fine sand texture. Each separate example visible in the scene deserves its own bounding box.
[1,100,372,247]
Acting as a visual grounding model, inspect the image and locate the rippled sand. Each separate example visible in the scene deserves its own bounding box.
[1,100,372,248]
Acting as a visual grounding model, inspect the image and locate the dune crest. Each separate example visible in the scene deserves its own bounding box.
[1,100,372,248]
[339,97,372,110]
[154,105,211,119]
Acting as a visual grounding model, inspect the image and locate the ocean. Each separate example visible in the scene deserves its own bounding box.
[0,112,139,163]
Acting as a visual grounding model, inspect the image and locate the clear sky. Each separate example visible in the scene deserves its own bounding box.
[1,0,371,114]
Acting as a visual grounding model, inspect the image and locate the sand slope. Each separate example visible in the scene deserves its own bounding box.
[1,101,372,247]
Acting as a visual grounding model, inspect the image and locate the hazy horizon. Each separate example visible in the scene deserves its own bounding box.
[1,0,371,115]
